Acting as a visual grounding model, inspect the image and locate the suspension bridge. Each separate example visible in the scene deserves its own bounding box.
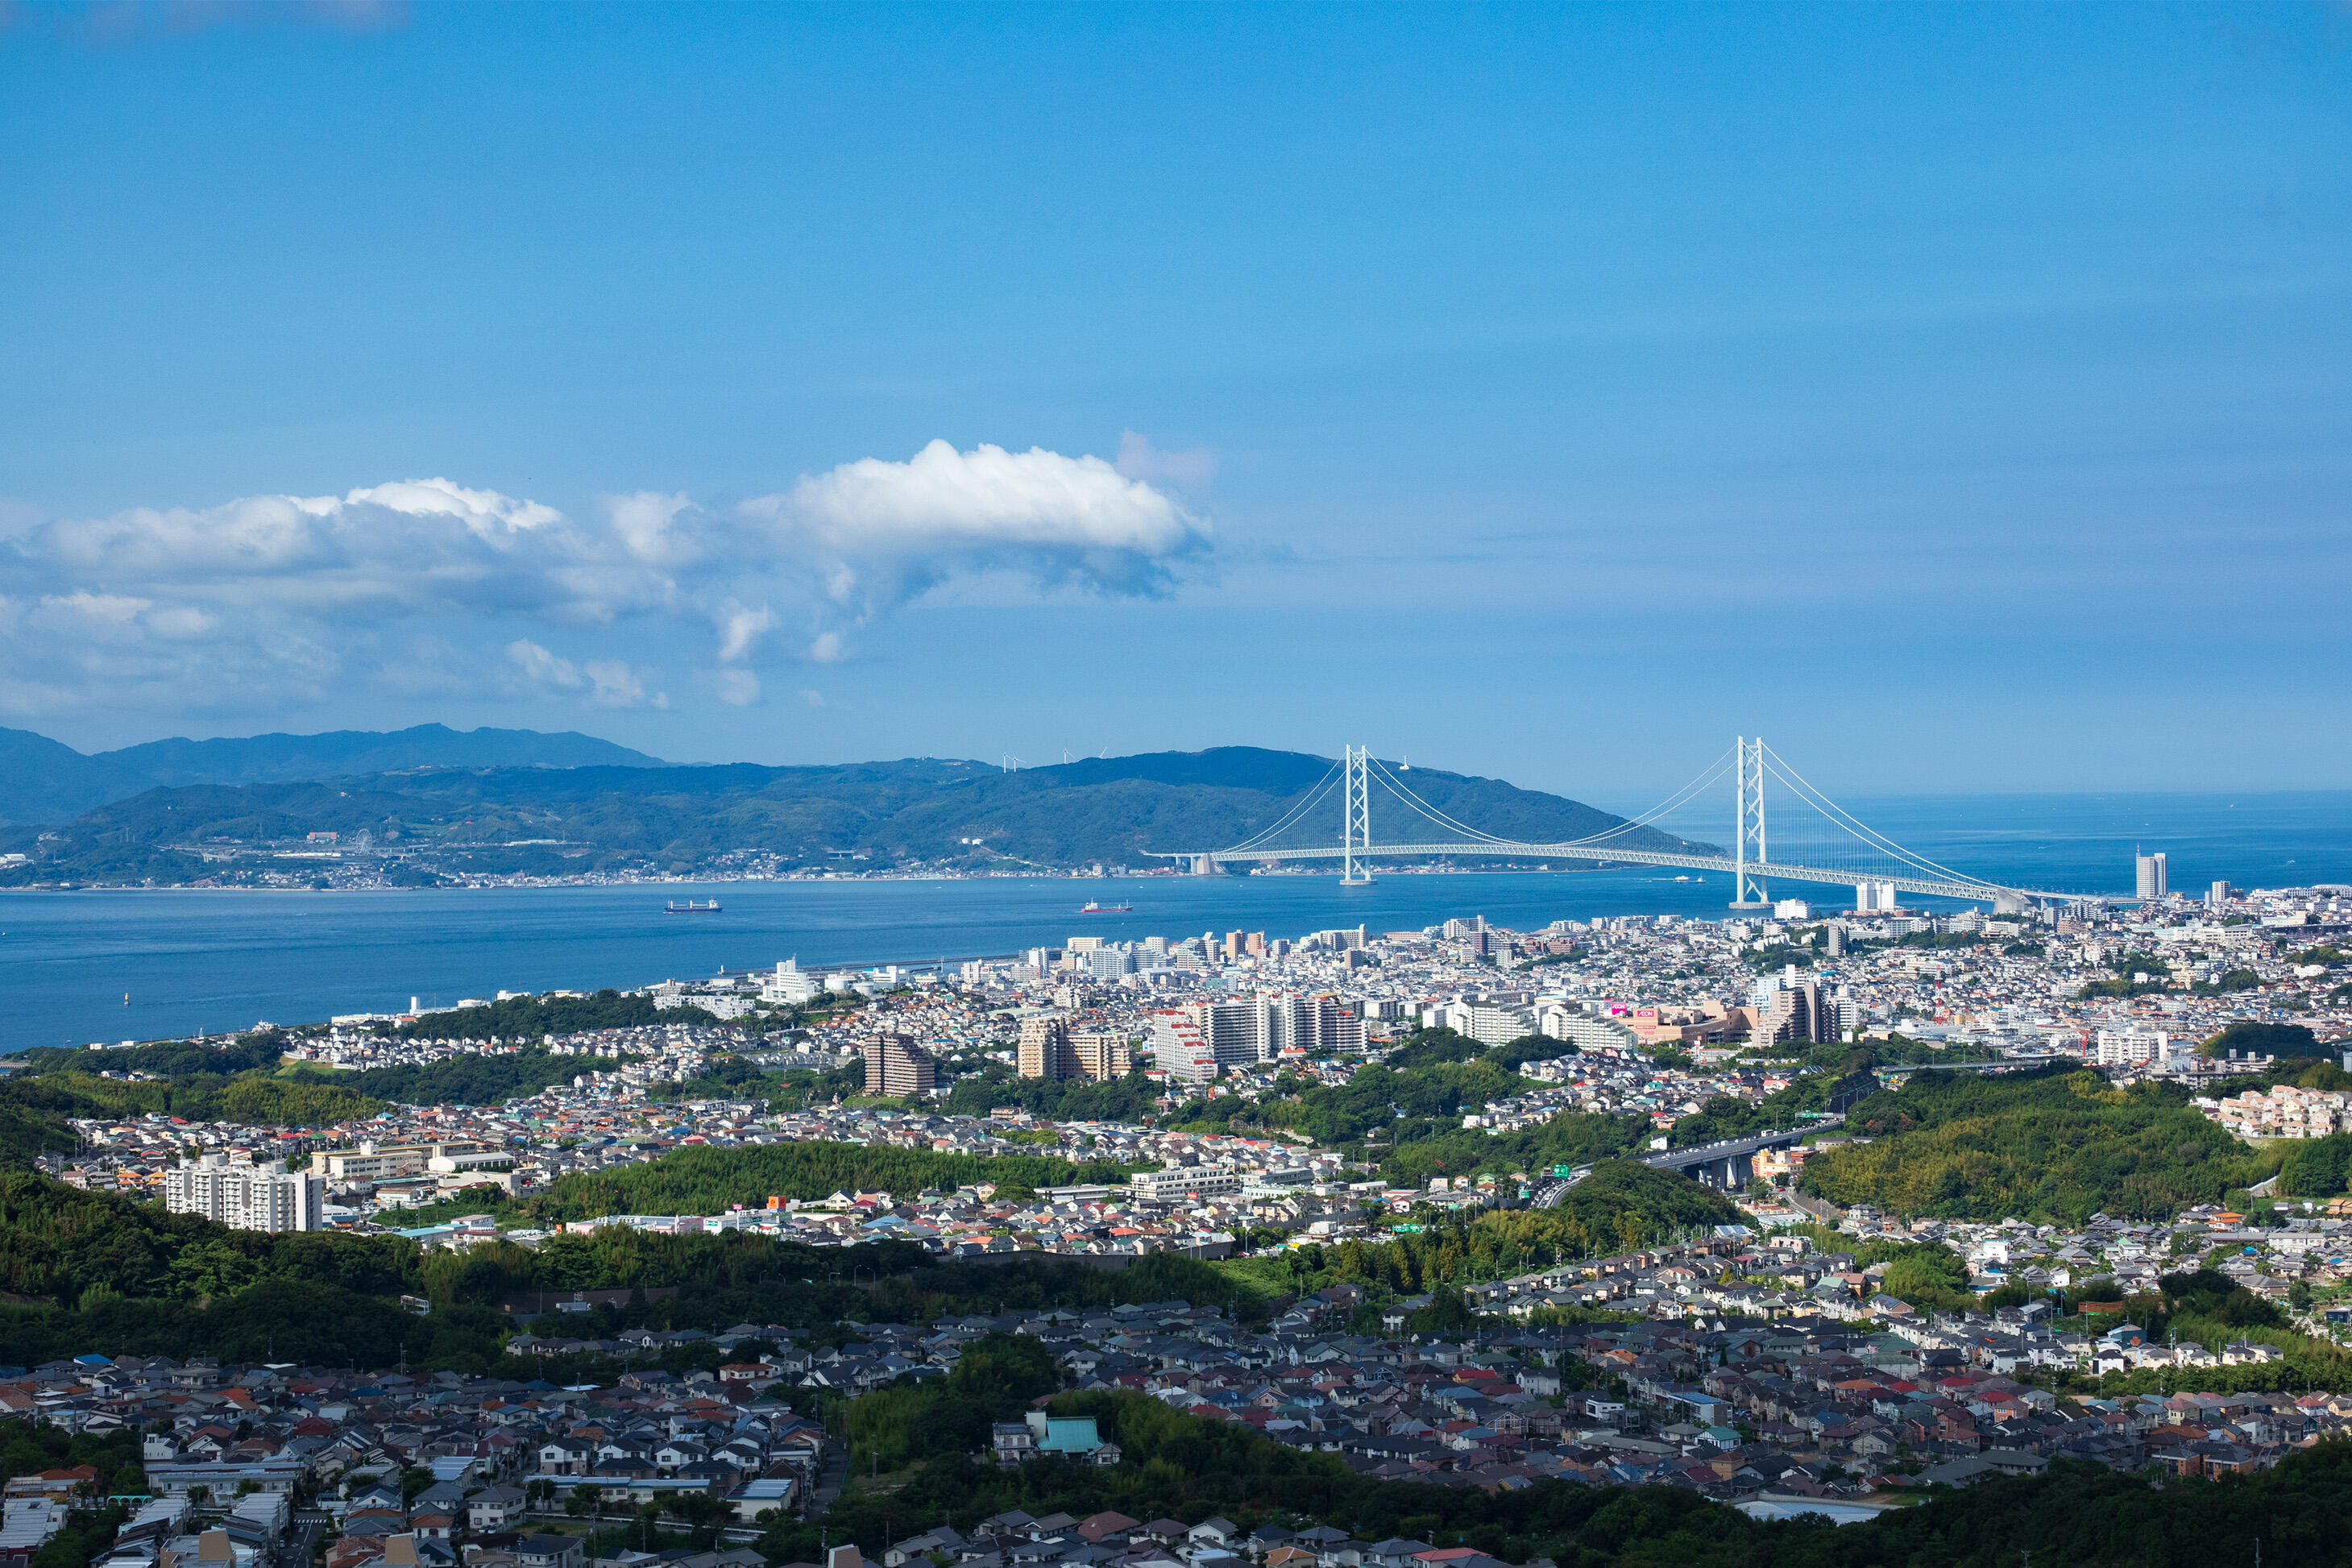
[1149,738,2065,911]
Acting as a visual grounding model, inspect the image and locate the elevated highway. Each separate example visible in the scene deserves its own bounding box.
[1531,1122,1831,1205]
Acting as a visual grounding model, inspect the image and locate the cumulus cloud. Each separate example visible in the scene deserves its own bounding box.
[744,439,1209,624]
[0,439,1208,718]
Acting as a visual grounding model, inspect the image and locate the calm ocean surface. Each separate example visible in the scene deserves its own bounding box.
[3,790,2346,1056]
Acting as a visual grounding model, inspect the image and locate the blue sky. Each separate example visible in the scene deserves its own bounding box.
[2,2,2348,803]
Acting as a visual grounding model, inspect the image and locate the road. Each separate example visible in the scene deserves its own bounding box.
[1532,1167,1593,1208]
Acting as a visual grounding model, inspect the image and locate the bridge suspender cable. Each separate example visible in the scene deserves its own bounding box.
[1217,756,1346,855]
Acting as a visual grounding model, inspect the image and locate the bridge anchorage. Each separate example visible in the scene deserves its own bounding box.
[1151,736,2059,911]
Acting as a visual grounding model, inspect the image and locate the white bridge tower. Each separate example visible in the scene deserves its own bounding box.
[1340,745,1375,886]
[1730,735,1770,910]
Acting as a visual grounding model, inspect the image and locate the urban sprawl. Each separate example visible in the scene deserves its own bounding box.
[15,869,2352,1568]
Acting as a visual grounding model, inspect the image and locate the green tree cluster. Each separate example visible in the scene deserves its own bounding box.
[2281,1134,2352,1197]
[944,1067,1163,1123]
[0,1169,417,1305]
[2202,1019,2328,1059]
[1801,1068,2277,1221]
[396,988,720,1042]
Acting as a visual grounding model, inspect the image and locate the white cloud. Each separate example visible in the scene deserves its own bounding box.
[507,638,585,691]
[0,440,1210,718]
[1115,430,1219,489]
[39,591,151,624]
[744,439,1209,631]
[714,600,776,664]
[798,687,825,707]
[583,659,654,708]
[606,491,698,567]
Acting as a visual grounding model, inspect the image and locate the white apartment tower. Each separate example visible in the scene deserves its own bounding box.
[165,1155,324,1233]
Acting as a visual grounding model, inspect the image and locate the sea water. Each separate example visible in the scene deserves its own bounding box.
[2,790,2345,1055]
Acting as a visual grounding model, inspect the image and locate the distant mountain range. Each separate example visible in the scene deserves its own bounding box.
[0,732,1715,886]
[0,723,664,825]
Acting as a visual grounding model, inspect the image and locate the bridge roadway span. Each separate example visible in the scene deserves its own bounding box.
[1640,1127,1813,1189]
[1533,1126,1817,1205]
[1151,841,2041,904]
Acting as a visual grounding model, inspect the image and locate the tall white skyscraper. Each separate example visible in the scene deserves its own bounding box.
[2135,851,2169,900]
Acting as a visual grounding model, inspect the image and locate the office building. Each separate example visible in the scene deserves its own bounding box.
[864,1034,938,1097]
[1130,1166,1244,1202]
[2209,880,2234,905]
[2136,851,2168,900]
[762,960,822,1006]
[309,1143,429,1184]
[165,1155,323,1233]
[1854,881,1899,913]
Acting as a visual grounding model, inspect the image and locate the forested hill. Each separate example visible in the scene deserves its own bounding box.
[1799,1066,2284,1222]
[0,722,662,825]
[0,745,1716,884]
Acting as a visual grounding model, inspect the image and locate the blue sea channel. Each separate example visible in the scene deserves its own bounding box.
[2,790,2346,1056]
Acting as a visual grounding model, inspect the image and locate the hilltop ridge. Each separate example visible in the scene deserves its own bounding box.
[0,722,664,825]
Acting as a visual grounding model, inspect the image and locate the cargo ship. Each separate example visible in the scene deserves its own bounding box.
[665,898,723,914]
[1078,900,1133,915]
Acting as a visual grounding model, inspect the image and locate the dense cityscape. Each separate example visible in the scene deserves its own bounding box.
[0,857,2344,1568]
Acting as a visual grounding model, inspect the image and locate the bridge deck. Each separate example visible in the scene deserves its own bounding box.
[1149,840,2043,901]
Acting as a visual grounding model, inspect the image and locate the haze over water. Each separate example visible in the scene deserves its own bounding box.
[3,791,2346,1057]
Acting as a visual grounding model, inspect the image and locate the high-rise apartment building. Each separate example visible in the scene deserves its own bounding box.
[165,1155,323,1233]
[1081,948,1135,981]
[2136,852,2169,900]
[1146,1012,1217,1083]
[1018,1015,1079,1080]
[1750,977,1826,1044]
[865,1033,938,1097]
[1068,1031,1132,1080]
